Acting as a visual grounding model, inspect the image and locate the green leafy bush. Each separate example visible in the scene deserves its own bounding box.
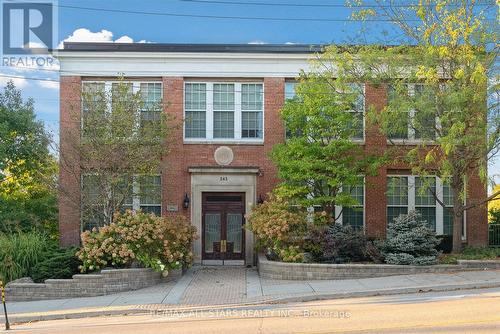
[246,195,309,262]
[0,231,53,283]
[306,224,381,263]
[440,246,500,264]
[77,211,197,274]
[381,210,440,265]
[30,248,80,283]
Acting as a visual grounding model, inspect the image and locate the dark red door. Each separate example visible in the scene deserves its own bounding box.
[202,192,245,261]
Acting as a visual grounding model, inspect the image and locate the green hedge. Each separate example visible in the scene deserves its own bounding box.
[31,248,80,283]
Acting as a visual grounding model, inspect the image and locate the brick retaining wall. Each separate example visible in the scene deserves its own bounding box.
[5,268,181,302]
[258,254,500,280]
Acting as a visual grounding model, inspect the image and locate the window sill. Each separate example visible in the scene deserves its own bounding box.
[387,139,436,146]
[183,139,264,146]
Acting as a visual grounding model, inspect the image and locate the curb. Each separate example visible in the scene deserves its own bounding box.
[3,281,500,324]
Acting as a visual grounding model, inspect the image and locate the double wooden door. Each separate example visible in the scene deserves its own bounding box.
[202,192,245,262]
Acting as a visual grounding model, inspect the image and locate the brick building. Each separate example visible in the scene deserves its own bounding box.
[57,43,488,265]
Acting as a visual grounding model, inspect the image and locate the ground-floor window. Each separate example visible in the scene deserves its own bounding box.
[82,174,162,231]
[387,175,456,236]
[340,178,365,230]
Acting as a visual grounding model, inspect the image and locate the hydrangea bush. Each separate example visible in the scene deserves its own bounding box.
[77,211,197,274]
[245,195,308,262]
[381,210,440,265]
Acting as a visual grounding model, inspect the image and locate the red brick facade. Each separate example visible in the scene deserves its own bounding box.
[59,77,489,247]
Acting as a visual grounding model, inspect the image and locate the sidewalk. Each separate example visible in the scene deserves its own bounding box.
[3,266,500,324]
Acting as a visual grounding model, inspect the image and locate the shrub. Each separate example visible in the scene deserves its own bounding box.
[77,211,197,274]
[246,195,308,262]
[306,224,372,263]
[381,210,440,265]
[0,231,54,283]
[489,208,500,224]
[30,248,80,283]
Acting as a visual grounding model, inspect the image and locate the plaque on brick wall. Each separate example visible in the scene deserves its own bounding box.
[214,146,234,166]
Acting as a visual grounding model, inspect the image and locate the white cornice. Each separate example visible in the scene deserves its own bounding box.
[55,51,314,78]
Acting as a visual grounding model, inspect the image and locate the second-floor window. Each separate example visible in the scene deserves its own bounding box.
[184,82,264,141]
[387,84,437,141]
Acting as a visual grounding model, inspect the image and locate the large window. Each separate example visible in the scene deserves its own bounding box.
[387,175,458,235]
[284,81,364,140]
[184,82,264,141]
[387,84,436,141]
[82,174,162,231]
[82,80,163,134]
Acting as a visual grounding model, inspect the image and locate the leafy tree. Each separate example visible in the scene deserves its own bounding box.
[347,0,499,252]
[0,81,57,235]
[60,79,172,229]
[271,66,383,221]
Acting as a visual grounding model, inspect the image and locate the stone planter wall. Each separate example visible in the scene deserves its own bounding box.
[6,268,182,302]
[258,254,500,280]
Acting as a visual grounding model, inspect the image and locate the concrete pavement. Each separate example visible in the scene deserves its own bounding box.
[2,266,500,324]
[4,287,500,333]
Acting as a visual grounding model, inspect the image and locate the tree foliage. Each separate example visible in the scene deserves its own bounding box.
[270,63,383,220]
[61,79,173,228]
[346,0,499,252]
[0,81,57,235]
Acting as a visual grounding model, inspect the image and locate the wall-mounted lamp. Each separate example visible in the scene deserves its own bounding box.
[257,194,264,205]
[183,193,190,209]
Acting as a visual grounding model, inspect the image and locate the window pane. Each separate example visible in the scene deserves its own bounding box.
[140,82,162,111]
[416,207,436,231]
[443,209,453,236]
[242,84,263,139]
[343,207,364,230]
[139,175,161,205]
[185,83,207,138]
[82,82,105,113]
[241,84,263,110]
[387,177,408,205]
[185,110,206,138]
[387,84,409,140]
[415,177,436,206]
[347,112,364,140]
[285,82,297,100]
[443,182,454,207]
[387,206,408,225]
[213,84,235,138]
[185,83,206,110]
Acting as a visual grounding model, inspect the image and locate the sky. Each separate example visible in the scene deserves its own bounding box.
[0,0,498,185]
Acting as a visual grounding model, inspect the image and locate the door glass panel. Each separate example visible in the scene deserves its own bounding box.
[227,213,242,253]
[205,213,221,253]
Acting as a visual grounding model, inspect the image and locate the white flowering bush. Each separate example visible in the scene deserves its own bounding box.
[382,210,440,265]
[77,211,197,274]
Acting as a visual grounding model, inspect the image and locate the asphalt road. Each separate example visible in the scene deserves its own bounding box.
[4,288,500,334]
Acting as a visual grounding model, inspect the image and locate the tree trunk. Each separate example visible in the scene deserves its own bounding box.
[452,181,464,253]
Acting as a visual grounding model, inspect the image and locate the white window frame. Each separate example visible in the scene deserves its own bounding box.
[283,81,365,143]
[387,175,466,239]
[183,81,265,144]
[81,80,163,132]
[387,83,437,145]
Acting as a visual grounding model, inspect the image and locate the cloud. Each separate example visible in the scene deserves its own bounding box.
[248,40,267,45]
[37,80,59,90]
[58,28,137,48]
[0,76,28,88]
